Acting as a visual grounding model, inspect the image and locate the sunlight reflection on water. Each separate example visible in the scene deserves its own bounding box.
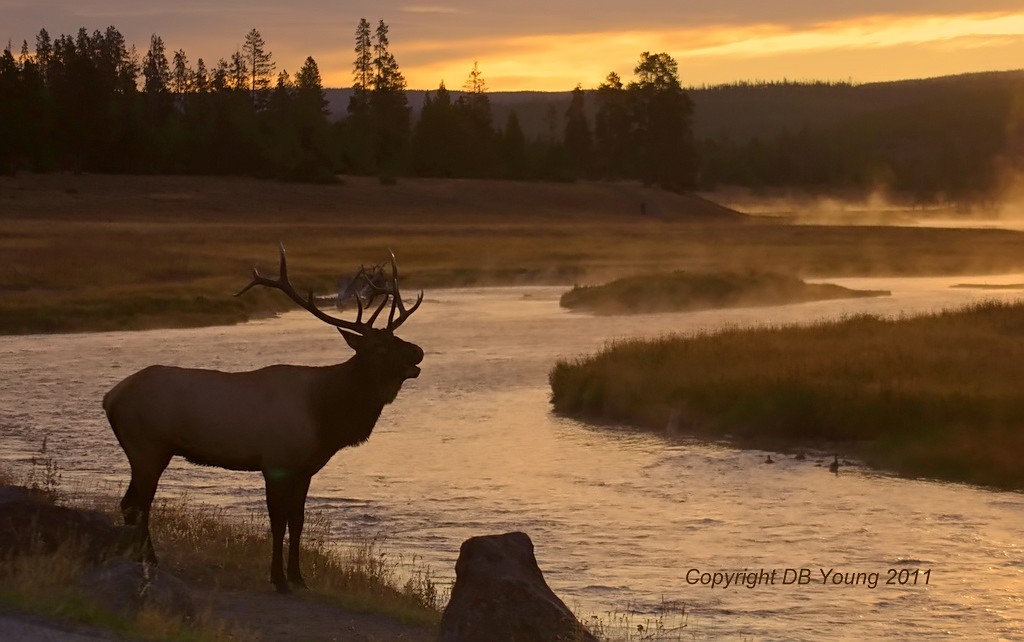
[1,277,1023,638]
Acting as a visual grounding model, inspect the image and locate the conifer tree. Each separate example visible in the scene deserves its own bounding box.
[228,50,247,91]
[242,28,274,109]
[370,19,409,173]
[628,51,695,190]
[142,34,170,95]
[564,83,592,178]
[171,49,191,98]
[593,71,629,179]
[349,18,372,116]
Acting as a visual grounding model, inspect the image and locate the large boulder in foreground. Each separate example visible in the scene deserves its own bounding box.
[84,557,195,621]
[438,531,597,642]
[0,485,193,620]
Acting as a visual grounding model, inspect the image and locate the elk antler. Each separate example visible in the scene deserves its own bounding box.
[386,249,423,331]
[236,244,423,334]
[236,243,372,336]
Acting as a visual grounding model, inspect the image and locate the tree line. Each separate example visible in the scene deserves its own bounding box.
[2,22,1016,202]
[0,26,335,180]
[695,78,1023,202]
[0,22,699,189]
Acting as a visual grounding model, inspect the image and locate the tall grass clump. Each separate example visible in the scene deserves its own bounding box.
[148,495,443,627]
[0,458,441,636]
[550,301,1024,489]
[0,463,252,641]
[560,270,888,315]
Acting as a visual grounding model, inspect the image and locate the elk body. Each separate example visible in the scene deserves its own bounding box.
[103,246,423,592]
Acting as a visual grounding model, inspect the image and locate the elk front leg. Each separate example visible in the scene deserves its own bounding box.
[263,470,292,593]
[287,475,312,589]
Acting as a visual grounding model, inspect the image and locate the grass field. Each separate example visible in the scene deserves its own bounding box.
[3,173,1024,333]
[550,301,1024,490]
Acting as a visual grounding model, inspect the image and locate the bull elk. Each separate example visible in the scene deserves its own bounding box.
[103,245,424,593]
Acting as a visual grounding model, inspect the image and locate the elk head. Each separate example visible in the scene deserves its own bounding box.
[236,244,424,391]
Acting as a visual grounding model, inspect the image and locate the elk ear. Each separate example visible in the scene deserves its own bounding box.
[338,328,364,352]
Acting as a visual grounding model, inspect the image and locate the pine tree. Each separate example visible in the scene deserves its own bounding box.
[412,82,460,176]
[628,51,695,190]
[242,28,274,109]
[349,18,372,116]
[142,34,169,95]
[171,49,191,98]
[372,20,406,94]
[564,83,592,178]
[370,19,409,173]
[294,56,326,115]
[194,58,209,93]
[228,50,247,91]
[455,61,495,175]
[593,71,630,179]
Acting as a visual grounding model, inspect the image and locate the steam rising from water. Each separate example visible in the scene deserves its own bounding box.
[707,181,1024,230]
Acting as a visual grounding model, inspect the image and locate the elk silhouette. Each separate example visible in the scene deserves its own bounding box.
[103,245,423,592]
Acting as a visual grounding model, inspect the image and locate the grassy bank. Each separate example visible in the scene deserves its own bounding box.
[549,301,1024,490]
[0,463,442,640]
[559,271,889,315]
[3,173,1024,334]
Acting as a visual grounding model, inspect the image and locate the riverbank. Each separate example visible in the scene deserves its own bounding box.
[550,300,1024,490]
[0,464,439,641]
[3,173,1024,334]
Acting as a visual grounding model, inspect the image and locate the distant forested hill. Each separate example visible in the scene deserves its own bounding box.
[326,70,1024,143]
[322,70,1024,201]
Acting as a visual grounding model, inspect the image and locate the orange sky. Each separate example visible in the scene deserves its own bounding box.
[4,3,1023,90]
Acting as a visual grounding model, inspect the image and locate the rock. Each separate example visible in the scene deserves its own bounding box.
[0,485,122,563]
[438,532,597,642]
[83,558,195,621]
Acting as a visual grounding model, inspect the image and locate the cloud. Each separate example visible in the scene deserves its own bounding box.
[401,5,465,14]
[388,10,1024,90]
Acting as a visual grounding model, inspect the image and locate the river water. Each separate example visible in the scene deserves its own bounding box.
[2,276,1023,639]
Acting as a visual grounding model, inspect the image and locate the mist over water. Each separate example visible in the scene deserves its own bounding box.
[2,278,1023,638]
[708,187,1024,231]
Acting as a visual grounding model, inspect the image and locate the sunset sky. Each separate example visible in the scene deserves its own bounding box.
[4,1,1023,91]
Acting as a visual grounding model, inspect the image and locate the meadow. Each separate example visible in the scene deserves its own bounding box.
[550,301,1024,489]
[3,173,1024,333]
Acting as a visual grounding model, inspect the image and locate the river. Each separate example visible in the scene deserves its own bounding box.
[1,276,1023,639]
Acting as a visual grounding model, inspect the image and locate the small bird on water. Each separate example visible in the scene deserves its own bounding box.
[765,455,775,464]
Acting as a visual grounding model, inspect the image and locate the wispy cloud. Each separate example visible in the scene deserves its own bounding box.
[392,10,1024,90]
[682,11,1024,58]
[401,5,464,14]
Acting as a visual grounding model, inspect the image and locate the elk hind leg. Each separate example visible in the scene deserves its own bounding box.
[122,455,170,564]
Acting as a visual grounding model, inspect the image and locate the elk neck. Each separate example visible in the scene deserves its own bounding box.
[308,355,403,453]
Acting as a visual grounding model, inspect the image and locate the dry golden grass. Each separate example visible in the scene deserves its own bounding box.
[1,458,440,639]
[550,301,1024,489]
[3,173,1024,333]
[145,494,442,627]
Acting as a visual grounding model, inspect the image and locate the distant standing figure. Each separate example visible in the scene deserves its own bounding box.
[640,201,647,216]
[829,454,840,474]
[765,455,775,464]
